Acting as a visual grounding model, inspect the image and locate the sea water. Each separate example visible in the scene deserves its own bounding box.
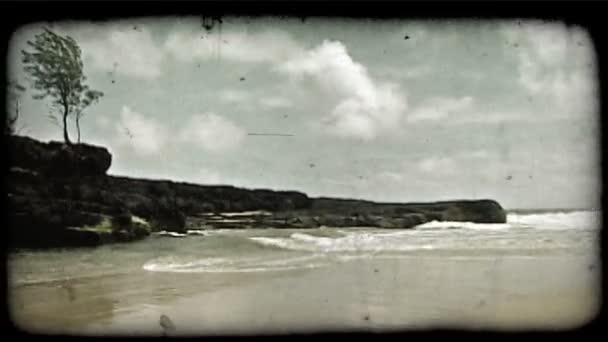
[8,210,602,334]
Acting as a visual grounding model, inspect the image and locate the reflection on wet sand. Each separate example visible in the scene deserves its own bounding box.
[9,266,314,335]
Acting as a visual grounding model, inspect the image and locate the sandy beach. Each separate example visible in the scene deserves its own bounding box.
[6,14,601,338]
[10,252,600,335]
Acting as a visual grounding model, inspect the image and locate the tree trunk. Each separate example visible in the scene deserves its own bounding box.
[15,99,20,123]
[76,115,81,144]
[62,106,71,145]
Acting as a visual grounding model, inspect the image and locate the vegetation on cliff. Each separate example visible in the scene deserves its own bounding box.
[6,135,507,249]
[21,28,103,144]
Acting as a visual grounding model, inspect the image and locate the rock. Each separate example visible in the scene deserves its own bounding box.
[374,217,397,228]
[286,215,320,228]
[111,211,133,229]
[440,200,507,223]
[9,135,111,177]
[6,134,508,248]
[316,215,347,227]
[396,213,429,228]
[149,199,187,233]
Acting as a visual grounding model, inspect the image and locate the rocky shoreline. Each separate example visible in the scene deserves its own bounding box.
[6,135,507,249]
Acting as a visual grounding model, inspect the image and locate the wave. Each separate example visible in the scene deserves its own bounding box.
[186,230,210,236]
[142,254,331,273]
[414,210,600,231]
[507,210,600,230]
[250,232,437,253]
[246,211,600,254]
[415,221,511,230]
[155,231,187,237]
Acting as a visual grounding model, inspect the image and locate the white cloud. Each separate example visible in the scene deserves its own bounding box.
[75,25,164,79]
[377,65,433,80]
[462,149,491,160]
[165,29,303,63]
[179,112,246,152]
[219,90,293,110]
[95,115,110,129]
[407,96,474,122]
[417,156,455,173]
[259,96,293,109]
[278,40,407,140]
[218,89,250,104]
[504,21,597,116]
[376,171,405,183]
[19,22,164,79]
[114,108,246,157]
[406,97,542,125]
[116,106,167,156]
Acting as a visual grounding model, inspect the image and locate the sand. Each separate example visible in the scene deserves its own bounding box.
[9,253,600,335]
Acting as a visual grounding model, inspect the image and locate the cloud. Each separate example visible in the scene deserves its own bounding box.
[219,89,293,110]
[14,22,164,80]
[179,112,246,152]
[165,29,303,63]
[407,96,474,122]
[95,115,111,129]
[74,25,164,79]
[278,40,407,140]
[504,21,597,115]
[259,96,293,109]
[417,156,455,173]
[114,108,246,157]
[405,96,547,125]
[116,106,167,156]
[218,89,250,104]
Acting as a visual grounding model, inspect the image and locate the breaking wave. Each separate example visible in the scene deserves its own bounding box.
[415,210,600,231]
[507,210,600,230]
[250,232,437,253]
[246,211,599,253]
[141,210,599,273]
[142,254,331,273]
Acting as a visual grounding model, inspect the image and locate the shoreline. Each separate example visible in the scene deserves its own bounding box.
[9,252,600,335]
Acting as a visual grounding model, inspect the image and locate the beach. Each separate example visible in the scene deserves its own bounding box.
[8,210,602,335]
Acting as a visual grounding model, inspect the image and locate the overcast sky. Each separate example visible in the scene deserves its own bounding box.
[7,17,600,209]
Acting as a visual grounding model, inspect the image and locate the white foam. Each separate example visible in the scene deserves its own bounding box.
[142,254,330,273]
[156,231,187,237]
[250,232,437,253]
[143,257,229,271]
[507,210,600,230]
[131,215,149,225]
[186,230,209,236]
[415,221,512,230]
[412,210,600,231]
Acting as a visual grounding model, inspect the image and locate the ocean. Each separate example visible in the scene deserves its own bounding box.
[8,210,602,335]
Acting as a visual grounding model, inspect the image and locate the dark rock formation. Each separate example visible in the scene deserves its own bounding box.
[9,135,111,177]
[5,135,508,249]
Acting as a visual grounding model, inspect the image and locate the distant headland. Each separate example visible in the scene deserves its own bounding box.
[6,135,507,249]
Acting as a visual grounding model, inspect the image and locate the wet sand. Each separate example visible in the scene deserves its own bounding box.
[9,253,600,335]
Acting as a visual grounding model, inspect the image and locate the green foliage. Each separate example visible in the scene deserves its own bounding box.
[21,28,103,144]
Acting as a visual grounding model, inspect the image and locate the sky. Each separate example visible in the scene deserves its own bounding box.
[6,17,601,210]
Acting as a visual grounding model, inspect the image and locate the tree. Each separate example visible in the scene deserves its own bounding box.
[74,88,103,144]
[5,80,26,135]
[21,28,103,144]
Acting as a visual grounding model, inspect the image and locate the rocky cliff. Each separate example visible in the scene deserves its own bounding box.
[5,135,507,249]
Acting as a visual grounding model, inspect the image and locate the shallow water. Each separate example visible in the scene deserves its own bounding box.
[8,210,602,334]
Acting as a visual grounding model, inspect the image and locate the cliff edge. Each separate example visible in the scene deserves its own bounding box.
[5,135,507,248]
